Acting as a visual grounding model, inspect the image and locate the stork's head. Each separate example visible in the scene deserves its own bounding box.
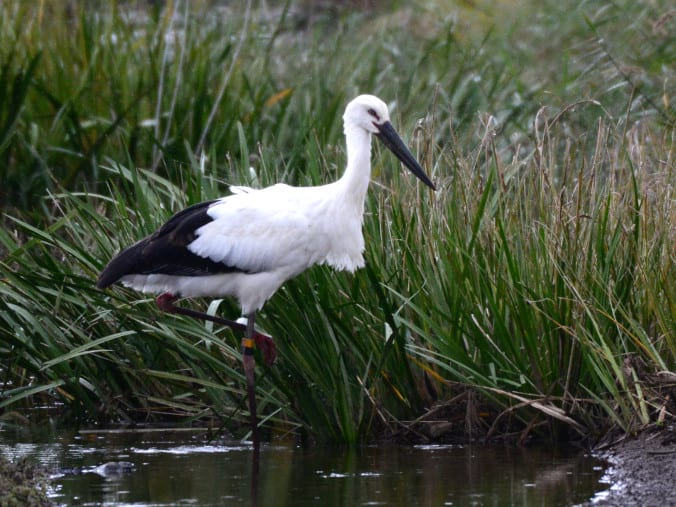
[344,94,436,190]
[343,94,391,134]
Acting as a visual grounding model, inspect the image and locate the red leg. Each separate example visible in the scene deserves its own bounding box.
[155,293,246,331]
[243,313,260,475]
[156,294,263,471]
[155,293,276,365]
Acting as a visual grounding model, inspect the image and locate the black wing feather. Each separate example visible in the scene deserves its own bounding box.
[97,199,246,289]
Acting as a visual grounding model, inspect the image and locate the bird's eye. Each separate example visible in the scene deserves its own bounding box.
[367,108,380,120]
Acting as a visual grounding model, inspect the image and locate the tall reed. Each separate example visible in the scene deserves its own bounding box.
[1,0,673,441]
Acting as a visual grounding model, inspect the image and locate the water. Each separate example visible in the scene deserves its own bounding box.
[1,428,608,506]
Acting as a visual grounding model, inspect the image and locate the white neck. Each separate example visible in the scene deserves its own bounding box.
[336,123,372,210]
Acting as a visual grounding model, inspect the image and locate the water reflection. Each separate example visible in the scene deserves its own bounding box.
[0,429,607,506]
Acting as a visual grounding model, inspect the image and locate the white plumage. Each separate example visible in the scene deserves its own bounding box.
[98,94,435,332]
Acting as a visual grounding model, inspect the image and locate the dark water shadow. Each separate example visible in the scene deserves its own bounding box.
[0,428,609,506]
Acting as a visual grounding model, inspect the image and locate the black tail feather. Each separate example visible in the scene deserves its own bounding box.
[96,199,248,290]
[96,239,149,289]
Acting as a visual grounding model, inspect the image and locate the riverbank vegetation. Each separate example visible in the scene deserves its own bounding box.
[0,454,51,506]
[1,0,673,444]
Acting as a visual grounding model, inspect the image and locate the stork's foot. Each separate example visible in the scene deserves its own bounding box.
[253,331,277,366]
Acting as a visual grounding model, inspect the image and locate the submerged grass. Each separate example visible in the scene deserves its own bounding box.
[0,0,674,443]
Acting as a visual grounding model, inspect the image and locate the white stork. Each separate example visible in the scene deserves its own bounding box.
[97,94,435,452]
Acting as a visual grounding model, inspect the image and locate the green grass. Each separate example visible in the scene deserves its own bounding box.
[0,0,674,443]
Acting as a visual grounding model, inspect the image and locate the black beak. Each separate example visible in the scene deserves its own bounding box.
[375,121,436,191]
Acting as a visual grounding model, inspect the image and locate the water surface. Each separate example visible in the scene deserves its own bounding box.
[1,428,608,506]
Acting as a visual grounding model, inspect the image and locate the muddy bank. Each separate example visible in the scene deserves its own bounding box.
[585,427,676,506]
[0,455,52,507]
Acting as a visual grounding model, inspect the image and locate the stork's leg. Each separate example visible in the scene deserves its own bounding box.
[155,294,261,471]
[155,293,277,365]
[156,293,247,331]
[243,312,260,474]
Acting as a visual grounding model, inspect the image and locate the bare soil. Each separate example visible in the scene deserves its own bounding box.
[585,426,676,506]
